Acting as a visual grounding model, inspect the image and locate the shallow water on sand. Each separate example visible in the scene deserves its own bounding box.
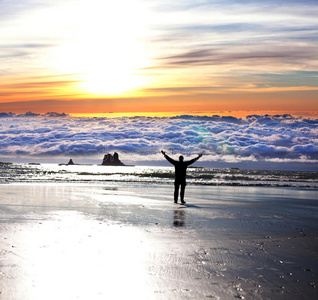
[1,162,318,188]
[0,183,317,299]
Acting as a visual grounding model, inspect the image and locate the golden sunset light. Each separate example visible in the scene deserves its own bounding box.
[1,0,317,114]
[53,0,151,97]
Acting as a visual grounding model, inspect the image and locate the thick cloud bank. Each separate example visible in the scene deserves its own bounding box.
[0,113,317,168]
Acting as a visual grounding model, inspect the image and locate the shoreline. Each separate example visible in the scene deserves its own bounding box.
[1,162,318,188]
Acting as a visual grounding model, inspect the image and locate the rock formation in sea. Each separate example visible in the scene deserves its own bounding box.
[58,158,76,166]
[58,153,130,166]
[101,152,125,166]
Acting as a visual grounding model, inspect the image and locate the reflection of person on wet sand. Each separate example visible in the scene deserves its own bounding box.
[173,209,186,227]
[161,150,202,204]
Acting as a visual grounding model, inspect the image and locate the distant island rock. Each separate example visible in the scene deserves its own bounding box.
[58,152,132,166]
[59,159,77,166]
[101,152,126,166]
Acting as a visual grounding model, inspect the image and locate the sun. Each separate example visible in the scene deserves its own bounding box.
[80,34,147,96]
[82,71,141,96]
[55,0,150,96]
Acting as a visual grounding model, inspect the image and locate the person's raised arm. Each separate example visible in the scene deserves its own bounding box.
[161,150,176,165]
[186,153,203,166]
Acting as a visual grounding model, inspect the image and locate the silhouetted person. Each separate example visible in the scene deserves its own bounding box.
[161,150,202,204]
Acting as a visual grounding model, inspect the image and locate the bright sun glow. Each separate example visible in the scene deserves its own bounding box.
[56,0,150,96]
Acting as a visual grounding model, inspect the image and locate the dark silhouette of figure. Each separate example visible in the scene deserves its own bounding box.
[161,150,202,204]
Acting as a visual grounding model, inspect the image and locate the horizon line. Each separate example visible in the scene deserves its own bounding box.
[1,110,318,118]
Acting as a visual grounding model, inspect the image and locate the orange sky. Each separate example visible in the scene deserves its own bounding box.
[1,85,317,116]
[1,0,318,116]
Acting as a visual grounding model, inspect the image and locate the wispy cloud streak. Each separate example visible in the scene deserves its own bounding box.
[145,0,318,96]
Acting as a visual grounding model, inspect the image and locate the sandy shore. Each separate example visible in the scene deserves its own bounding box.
[0,183,317,299]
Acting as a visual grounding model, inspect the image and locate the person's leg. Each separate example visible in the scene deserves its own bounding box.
[174,183,179,203]
[180,184,186,203]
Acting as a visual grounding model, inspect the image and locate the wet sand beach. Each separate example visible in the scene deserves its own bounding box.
[0,183,317,299]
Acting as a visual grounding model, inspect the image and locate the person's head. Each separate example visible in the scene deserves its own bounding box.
[179,155,184,162]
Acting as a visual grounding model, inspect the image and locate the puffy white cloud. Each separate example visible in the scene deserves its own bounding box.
[0,113,317,165]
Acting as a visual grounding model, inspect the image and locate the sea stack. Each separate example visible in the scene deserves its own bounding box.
[101,152,125,166]
[67,159,75,165]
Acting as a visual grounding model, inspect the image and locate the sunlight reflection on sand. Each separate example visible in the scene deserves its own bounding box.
[11,211,154,299]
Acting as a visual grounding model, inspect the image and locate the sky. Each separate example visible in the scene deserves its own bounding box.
[1,0,317,170]
[0,0,318,114]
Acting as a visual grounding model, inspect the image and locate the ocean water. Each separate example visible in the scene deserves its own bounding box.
[1,162,317,188]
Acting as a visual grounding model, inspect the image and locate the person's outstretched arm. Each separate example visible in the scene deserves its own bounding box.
[161,150,176,165]
[186,153,203,166]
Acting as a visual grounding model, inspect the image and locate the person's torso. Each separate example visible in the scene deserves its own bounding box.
[174,162,188,181]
